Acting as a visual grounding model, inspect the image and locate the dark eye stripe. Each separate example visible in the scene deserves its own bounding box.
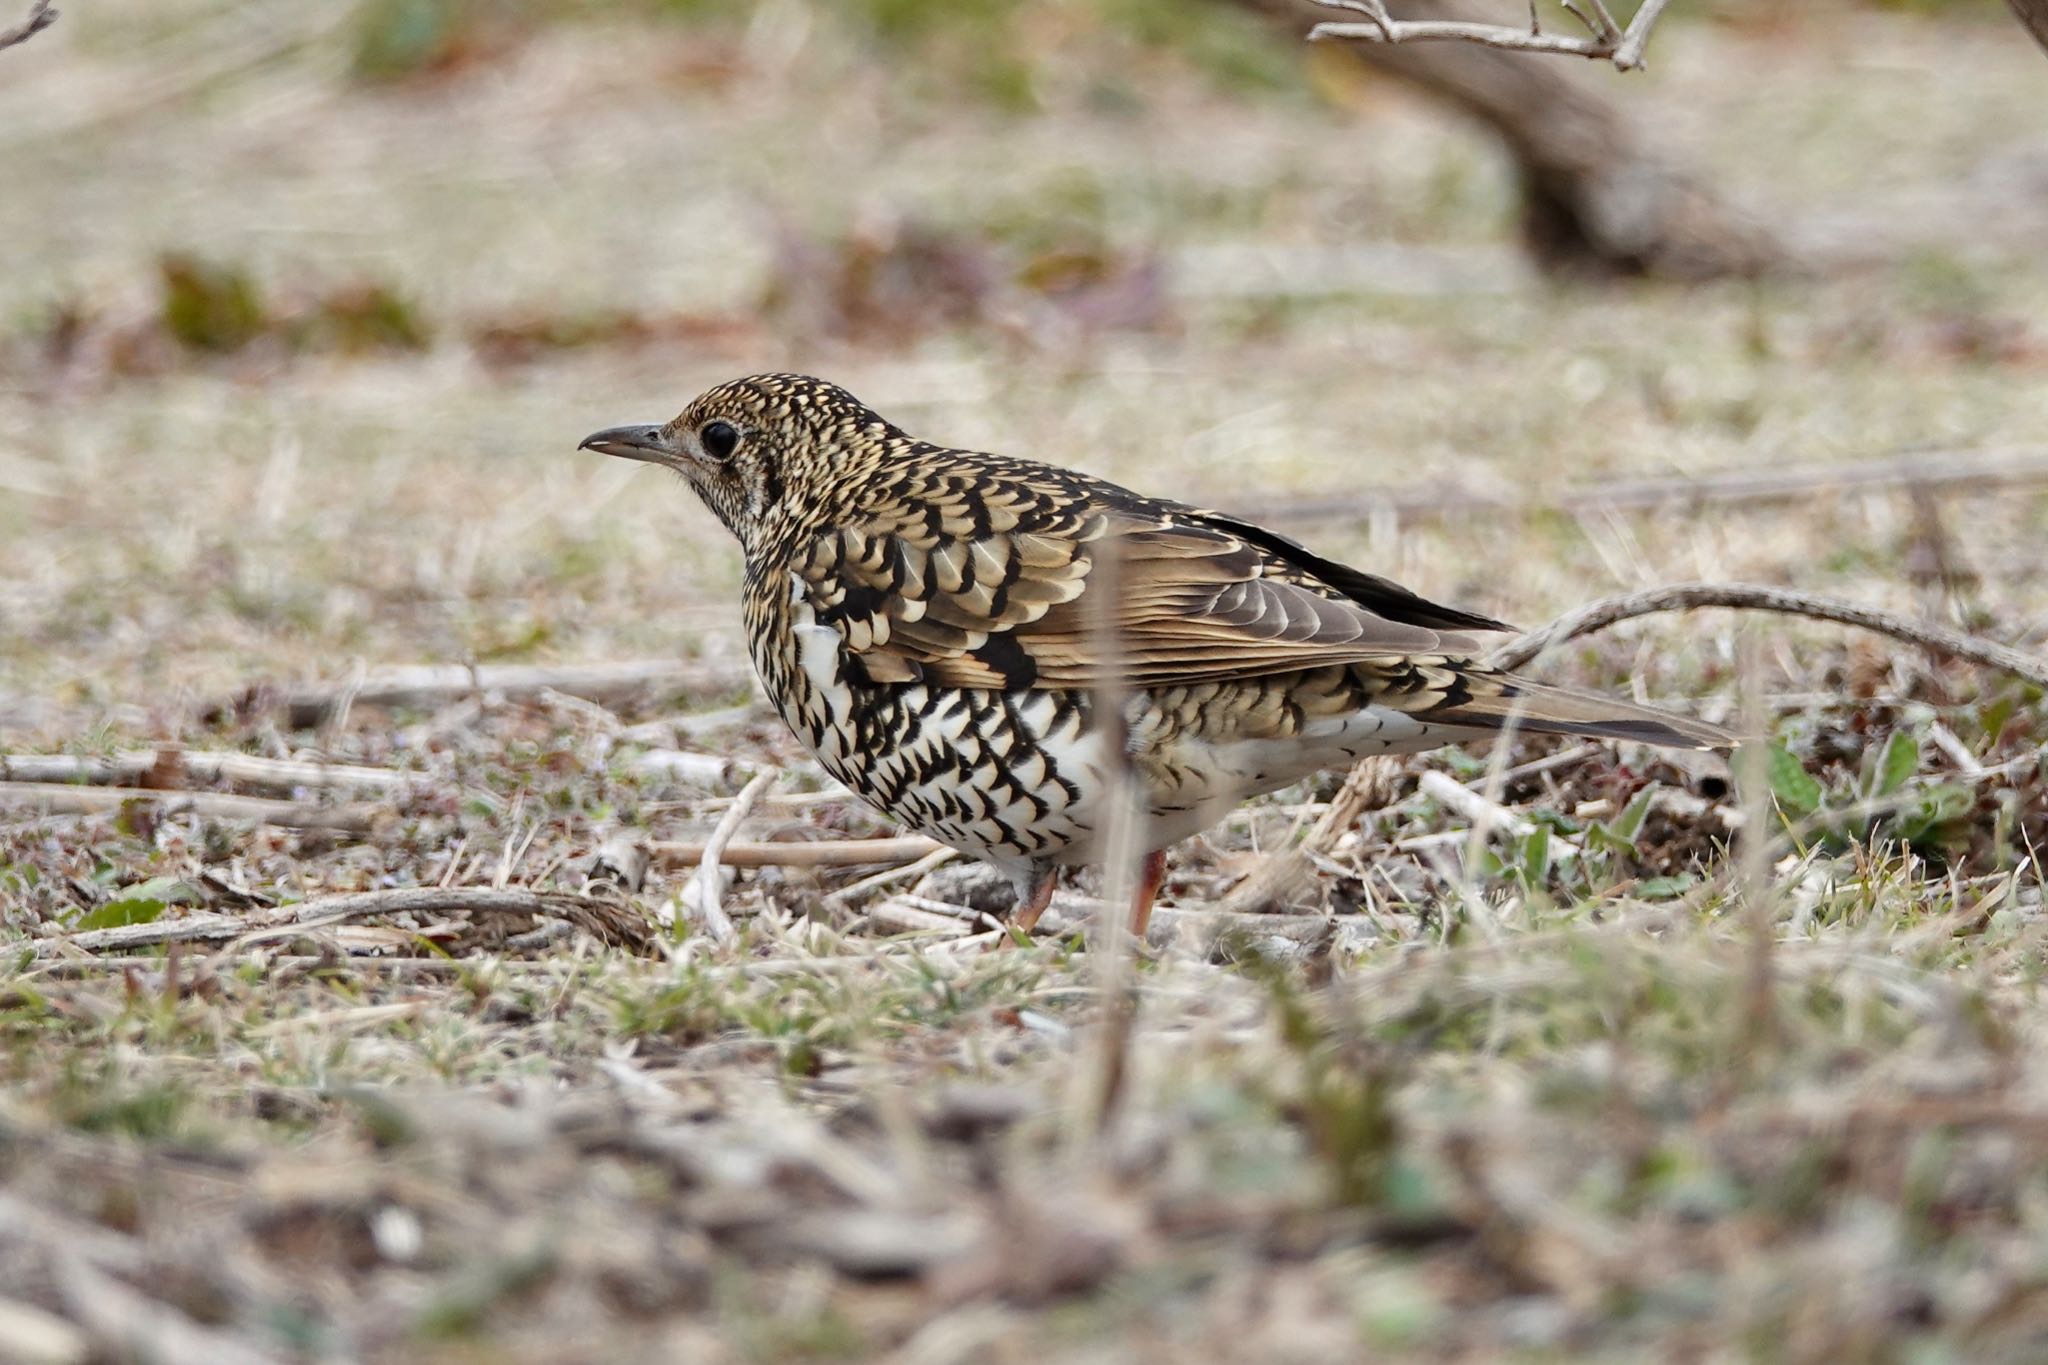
[701,420,740,461]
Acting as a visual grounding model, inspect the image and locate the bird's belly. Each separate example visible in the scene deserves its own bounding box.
[790,681,1111,865]
[1130,700,1467,848]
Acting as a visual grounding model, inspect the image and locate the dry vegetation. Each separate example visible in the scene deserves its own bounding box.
[5,1,2048,1360]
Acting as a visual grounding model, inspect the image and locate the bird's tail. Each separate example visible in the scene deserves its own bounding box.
[1435,677,1732,751]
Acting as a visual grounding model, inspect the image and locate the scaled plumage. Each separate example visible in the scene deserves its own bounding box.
[582,373,1728,933]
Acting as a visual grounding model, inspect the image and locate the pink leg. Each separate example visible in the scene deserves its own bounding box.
[1009,866,1059,936]
[1129,849,1168,940]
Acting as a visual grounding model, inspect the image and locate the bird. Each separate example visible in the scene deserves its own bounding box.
[581,373,1728,938]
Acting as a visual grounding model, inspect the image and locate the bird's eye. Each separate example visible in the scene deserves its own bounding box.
[700,420,740,462]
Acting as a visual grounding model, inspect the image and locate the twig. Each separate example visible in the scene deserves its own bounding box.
[1418,769,1582,858]
[0,749,419,793]
[35,886,653,957]
[1490,581,2048,689]
[0,782,382,832]
[683,770,773,944]
[1926,720,1984,776]
[1565,0,1620,45]
[648,835,945,869]
[1309,0,1674,69]
[867,898,994,938]
[0,0,55,54]
[1613,0,1672,69]
[822,845,959,908]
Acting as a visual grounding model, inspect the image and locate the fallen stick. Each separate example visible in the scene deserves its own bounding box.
[867,898,988,938]
[35,886,652,957]
[648,836,946,869]
[823,845,958,908]
[0,782,382,832]
[0,749,418,793]
[277,659,755,728]
[1492,581,2048,688]
[1416,769,1582,856]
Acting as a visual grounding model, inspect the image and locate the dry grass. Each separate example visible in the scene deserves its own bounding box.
[5,1,2048,1359]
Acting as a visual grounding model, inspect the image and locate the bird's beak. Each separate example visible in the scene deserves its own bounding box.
[578,423,676,465]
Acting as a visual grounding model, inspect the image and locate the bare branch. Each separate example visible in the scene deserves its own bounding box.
[1491,582,2048,690]
[1562,0,1619,45]
[1416,769,1584,857]
[0,0,56,55]
[1613,0,1671,69]
[1310,0,1675,71]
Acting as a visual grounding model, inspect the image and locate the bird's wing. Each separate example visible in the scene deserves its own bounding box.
[795,499,1504,690]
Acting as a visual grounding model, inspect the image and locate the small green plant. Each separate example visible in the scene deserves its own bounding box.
[1768,729,1978,858]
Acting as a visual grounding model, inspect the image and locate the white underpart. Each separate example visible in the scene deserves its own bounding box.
[1137,705,1454,849]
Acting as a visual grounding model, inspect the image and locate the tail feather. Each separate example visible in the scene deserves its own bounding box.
[1437,678,1732,752]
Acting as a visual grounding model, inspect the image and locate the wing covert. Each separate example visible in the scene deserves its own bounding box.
[796,495,1505,690]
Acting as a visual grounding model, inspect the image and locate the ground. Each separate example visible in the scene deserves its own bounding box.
[4,1,2048,1360]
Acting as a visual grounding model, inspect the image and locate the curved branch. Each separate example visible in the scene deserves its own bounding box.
[1491,582,2048,690]
[0,0,55,54]
[1313,0,1673,71]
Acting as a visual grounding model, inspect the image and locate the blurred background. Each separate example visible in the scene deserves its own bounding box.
[2,0,2045,732]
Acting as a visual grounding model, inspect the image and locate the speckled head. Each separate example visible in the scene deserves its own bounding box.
[578,373,895,558]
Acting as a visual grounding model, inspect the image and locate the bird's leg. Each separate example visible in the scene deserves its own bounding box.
[1009,864,1060,936]
[1128,849,1167,940]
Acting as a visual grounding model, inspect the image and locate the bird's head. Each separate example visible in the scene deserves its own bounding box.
[580,373,893,560]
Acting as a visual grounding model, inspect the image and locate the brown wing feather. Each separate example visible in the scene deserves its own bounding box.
[798,497,1502,690]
